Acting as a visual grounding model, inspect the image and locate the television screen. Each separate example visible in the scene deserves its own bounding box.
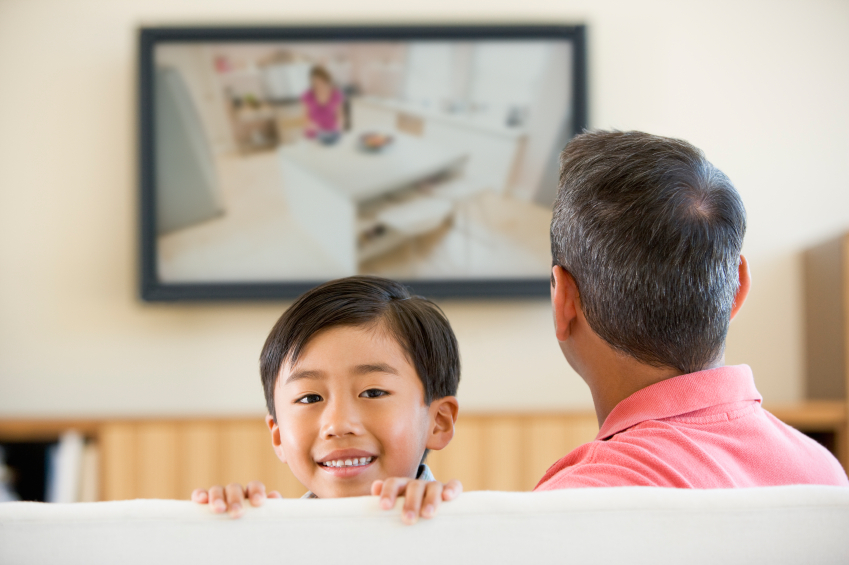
[139,25,586,300]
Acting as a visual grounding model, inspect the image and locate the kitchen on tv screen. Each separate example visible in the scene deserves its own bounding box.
[143,27,585,298]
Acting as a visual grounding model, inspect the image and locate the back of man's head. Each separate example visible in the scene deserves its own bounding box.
[551,130,747,374]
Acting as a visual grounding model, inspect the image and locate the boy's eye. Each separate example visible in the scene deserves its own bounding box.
[296,394,322,404]
[360,389,388,399]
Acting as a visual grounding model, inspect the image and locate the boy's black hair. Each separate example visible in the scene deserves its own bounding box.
[260,276,460,422]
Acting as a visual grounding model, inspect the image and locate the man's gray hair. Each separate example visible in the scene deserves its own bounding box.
[551,130,747,373]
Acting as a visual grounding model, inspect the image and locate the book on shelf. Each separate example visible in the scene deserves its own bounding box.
[44,430,100,503]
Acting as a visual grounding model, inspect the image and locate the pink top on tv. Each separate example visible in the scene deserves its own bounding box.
[302,88,343,134]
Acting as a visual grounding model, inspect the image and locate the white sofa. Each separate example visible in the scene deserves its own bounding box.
[2,486,848,564]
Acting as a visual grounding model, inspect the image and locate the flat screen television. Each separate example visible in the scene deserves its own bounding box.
[139,25,587,300]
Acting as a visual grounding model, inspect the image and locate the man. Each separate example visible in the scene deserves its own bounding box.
[537,130,847,489]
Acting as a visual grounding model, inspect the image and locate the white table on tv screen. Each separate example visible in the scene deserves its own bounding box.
[278,132,468,275]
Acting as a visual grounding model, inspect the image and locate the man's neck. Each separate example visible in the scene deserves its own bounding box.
[566,336,722,427]
[584,357,683,427]
[581,348,725,428]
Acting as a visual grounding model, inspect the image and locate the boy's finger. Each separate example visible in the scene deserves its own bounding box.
[268,490,283,499]
[191,488,208,503]
[246,481,266,506]
[378,477,410,510]
[442,479,463,500]
[401,480,426,525]
[370,480,384,497]
[208,485,226,513]
[224,483,246,518]
[420,482,443,519]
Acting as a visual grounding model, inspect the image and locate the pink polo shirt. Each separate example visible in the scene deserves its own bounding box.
[535,365,848,490]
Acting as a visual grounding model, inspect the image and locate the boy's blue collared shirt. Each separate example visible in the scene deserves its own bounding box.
[301,464,435,499]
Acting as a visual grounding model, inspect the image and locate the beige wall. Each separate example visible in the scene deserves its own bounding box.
[0,0,847,417]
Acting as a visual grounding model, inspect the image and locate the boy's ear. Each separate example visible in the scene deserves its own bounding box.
[425,396,459,451]
[265,414,287,464]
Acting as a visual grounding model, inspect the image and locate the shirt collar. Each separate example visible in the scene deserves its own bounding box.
[596,364,762,441]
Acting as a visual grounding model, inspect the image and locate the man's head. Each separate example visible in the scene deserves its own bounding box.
[550,130,747,375]
[260,276,460,497]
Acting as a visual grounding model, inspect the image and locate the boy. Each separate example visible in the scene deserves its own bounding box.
[193,276,462,523]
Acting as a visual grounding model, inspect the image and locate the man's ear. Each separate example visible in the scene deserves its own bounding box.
[551,265,580,342]
[730,254,751,321]
[425,396,459,451]
[265,414,287,464]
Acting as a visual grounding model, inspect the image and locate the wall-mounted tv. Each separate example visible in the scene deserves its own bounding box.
[139,25,587,300]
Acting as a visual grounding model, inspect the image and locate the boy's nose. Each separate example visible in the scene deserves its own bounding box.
[319,398,363,438]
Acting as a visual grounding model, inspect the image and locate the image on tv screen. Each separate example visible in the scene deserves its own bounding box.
[142,27,585,298]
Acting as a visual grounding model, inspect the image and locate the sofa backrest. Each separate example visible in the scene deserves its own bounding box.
[2,486,848,564]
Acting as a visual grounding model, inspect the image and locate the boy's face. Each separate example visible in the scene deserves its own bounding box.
[267,324,455,498]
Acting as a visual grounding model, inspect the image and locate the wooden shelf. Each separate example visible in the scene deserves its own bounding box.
[0,419,101,442]
[766,400,847,429]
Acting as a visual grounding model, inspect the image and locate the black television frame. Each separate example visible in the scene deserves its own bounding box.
[139,24,587,301]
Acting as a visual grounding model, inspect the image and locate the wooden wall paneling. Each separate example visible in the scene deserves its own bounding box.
[251,420,279,495]
[481,416,525,491]
[1,413,608,500]
[525,414,598,490]
[136,422,179,499]
[262,449,308,499]
[264,458,308,499]
[265,456,308,499]
[100,422,138,501]
[427,416,485,490]
[562,414,601,453]
[254,422,281,494]
[525,416,567,489]
[179,421,221,499]
[218,418,305,497]
[220,420,266,488]
[425,414,599,492]
[252,419,308,499]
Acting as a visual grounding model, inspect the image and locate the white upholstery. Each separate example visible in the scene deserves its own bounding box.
[2,486,848,564]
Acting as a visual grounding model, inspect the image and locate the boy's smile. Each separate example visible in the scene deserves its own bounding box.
[317,449,376,477]
[267,323,451,498]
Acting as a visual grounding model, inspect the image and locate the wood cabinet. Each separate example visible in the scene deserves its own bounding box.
[803,231,849,471]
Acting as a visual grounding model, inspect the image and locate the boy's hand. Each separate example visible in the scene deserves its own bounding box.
[371,477,462,525]
[191,481,282,518]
